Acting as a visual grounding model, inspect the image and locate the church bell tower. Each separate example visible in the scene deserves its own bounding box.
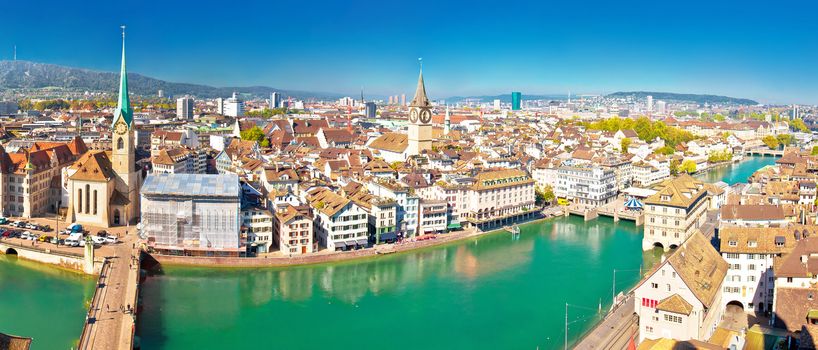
[407,63,433,156]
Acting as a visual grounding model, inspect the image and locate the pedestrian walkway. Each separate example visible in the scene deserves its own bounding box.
[574,294,638,350]
[77,230,140,350]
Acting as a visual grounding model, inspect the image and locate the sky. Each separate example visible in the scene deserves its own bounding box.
[2,0,817,104]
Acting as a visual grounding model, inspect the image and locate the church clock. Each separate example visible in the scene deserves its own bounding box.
[115,119,128,135]
[419,108,432,124]
[409,109,419,123]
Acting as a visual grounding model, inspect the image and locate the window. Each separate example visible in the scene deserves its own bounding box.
[664,314,683,323]
[651,283,659,289]
[748,241,758,247]
[117,137,124,150]
[728,240,737,247]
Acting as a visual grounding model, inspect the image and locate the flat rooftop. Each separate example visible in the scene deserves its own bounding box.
[141,173,240,198]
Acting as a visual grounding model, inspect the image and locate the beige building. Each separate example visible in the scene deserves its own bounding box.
[643,174,709,251]
[634,232,727,344]
[273,204,314,255]
[460,169,537,230]
[66,34,142,228]
[0,137,87,218]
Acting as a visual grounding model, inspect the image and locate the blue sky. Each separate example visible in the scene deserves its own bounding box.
[2,0,817,104]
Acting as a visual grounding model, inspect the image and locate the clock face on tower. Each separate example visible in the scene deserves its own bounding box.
[115,119,128,135]
[419,108,432,124]
[409,109,419,123]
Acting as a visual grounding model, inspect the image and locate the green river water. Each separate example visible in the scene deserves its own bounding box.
[0,156,778,349]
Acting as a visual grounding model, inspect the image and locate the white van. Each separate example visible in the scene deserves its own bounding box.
[65,234,82,247]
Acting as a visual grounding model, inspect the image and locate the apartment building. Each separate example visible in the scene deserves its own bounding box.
[460,169,536,230]
[307,188,368,251]
[273,204,314,255]
[634,232,727,343]
[555,164,617,206]
[719,226,797,315]
[643,174,709,251]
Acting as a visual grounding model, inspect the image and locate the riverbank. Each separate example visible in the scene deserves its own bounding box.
[0,239,103,275]
[146,211,561,269]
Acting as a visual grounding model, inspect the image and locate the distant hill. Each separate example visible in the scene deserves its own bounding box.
[606,91,758,105]
[446,94,568,103]
[0,60,343,100]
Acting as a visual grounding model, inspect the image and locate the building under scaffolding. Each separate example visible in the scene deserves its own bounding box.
[140,173,244,256]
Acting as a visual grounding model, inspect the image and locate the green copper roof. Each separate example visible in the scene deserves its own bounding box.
[113,29,133,127]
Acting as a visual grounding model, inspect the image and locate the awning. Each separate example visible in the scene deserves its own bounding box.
[355,238,368,246]
[379,232,398,241]
[335,241,347,249]
[447,222,462,229]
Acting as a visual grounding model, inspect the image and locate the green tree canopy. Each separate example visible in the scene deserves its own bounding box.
[620,137,632,154]
[240,126,265,143]
[762,135,780,150]
[679,159,697,174]
[789,118,809,132]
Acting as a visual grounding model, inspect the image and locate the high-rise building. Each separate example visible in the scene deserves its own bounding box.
[365,102,377,119]
[646,95,654,113]
[401,94,406,106]
[388,96,394,105]
[655,100,667,115]
[511,92,522,111]
[270,92,281,109]
[158,89,164,98]
[493,99,501,110]
[216,97,224,115]
[176,96,194,119]
[223,92,244,117]
[407,68,432,156]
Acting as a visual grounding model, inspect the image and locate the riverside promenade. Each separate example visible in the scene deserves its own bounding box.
[574,294,638,350]
[77,230,140,350]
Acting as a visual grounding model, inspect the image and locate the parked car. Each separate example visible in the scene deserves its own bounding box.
[67,223,83,234]
[38,235,52,243]
[97,230,108,237]
[25,223,38,230]
[39,225,51,232]
[14,221,27,228]
[0,217,8,225]
[91,236,107,245]
[103,235,118,244]
[65,234,82,247]
[1,229,9,238]
[21,231,34,240]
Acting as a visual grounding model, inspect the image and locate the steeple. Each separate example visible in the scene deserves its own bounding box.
[113,26,133,127]
[410,64,430,108]
[444,105,451,135]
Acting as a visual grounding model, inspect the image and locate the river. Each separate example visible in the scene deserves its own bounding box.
[0,156,777,349]
[0,254,95,349]
[695,155,778,185]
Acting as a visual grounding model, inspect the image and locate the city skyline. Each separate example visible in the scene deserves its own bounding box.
[2,0,818,104]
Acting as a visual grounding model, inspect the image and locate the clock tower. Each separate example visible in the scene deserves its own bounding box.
[112,27,135,176]
[407,66,432,156]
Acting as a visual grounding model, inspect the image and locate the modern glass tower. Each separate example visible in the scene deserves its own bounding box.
[511,91,522,110]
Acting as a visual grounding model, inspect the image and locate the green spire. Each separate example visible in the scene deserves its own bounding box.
[113,26,133,127]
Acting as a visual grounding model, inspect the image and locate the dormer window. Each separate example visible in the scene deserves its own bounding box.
[748,241,757,248]
[661,195,670,202]
[728,240,737,247]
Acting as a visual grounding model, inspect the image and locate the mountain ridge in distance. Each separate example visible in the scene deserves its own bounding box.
[0,60,343,100]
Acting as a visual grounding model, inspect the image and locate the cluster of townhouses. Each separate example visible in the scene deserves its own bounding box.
[635,151,818,350]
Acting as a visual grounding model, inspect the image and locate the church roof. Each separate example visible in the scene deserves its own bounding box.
[69,151,117,182]
[113,29,133,127]
[368,132,408,153]
[410,70,431,107]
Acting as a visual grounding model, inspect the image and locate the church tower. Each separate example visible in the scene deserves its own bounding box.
[112,26,135,176]
[110,26,140,224]
[407,65,432,156]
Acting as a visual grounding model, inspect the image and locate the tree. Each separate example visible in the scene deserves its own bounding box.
[707,150,733,163]
[679,160,697,174]
[669,159,680,175]
[790,118,810,133]
[620,137,632,154]
[811,146,818,155]
[776,134,794,147]
[656,145,675,155]
[240,126,265,143]
[536,185,555,206]
[762,135,780,150]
